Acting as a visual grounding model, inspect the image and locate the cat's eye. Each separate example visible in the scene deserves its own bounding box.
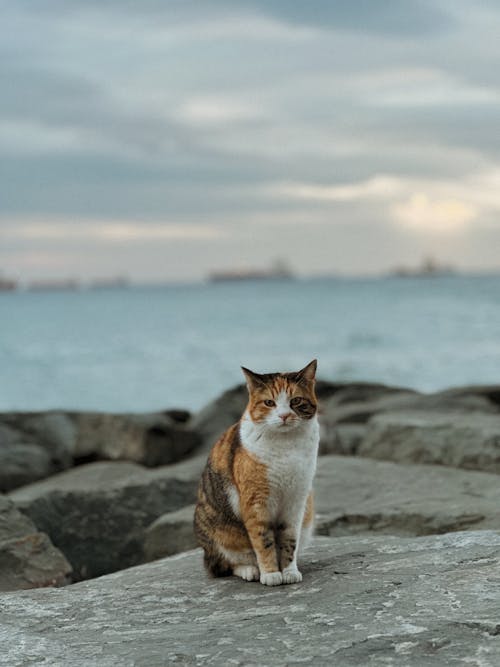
[264,399,276,407]
[290,397,302,407]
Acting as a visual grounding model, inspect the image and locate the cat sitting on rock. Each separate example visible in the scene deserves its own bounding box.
[194,360,319,586]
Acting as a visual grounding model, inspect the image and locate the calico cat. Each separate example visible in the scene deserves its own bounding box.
[194,359,319,586]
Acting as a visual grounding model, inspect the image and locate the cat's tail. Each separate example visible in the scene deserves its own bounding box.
[194,501,233,577]
[203,551,233,578]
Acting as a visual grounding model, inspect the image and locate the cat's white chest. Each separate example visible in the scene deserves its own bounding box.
[239,416,319,518]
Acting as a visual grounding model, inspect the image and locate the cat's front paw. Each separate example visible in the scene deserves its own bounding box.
[260,571,283,586]
[282,566,302,584]
[233,565,260,582]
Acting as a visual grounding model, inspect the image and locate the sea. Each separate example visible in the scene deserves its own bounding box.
[1,275,499,414]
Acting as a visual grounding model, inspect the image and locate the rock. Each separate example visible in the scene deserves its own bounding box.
[188,384,248,451]
[0,441,53,493]
[359,410,500,472]
[9,457,205,580]
[314,456,500,536]
[319,391,498,456]
[2,531,500,666]
[319,423,367,455]
[319,381,416,406]
[71,411,201,466]
[438,384,500,408]
[0,411,77,457]
[0,411,201,492]
[143,504,197,561]
[0,495,72,591]
[163,408,191,423]
[0,414,75,491]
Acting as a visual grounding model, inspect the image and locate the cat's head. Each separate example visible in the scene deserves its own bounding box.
[241,360,318,431]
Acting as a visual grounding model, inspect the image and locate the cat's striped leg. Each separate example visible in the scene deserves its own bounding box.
[276,521,302,584]
[277,492,314,584]
[241,509,282,586]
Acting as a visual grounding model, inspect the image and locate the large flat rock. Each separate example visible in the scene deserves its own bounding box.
[314,456,500,536]
[9,456,205,580]
[359,410,500,472]
[319,389,499,456]
[2,531,500,666]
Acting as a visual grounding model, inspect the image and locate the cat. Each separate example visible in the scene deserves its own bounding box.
[194,359,319,586]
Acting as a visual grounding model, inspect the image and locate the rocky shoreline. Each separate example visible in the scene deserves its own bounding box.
[2,380,500,664]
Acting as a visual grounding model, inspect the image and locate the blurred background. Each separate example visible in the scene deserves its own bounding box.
[1,0,499,412]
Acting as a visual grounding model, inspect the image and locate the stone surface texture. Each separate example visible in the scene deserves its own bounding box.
[0,414,75,491]
[143,504,197,561]
[0,495,71,591]
[319,391,498,456]
[8,457,204,580]
[314,456,500,536]
[359,410,500,472]
[71,411,201,465]
[2,532,500,666]
[0,411,201,493]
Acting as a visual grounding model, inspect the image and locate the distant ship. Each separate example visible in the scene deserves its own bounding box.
[0,275,17,291]
[208,260,294,283]
[390,256,456,278]
[88,276,130,290]
[26,279,81,292]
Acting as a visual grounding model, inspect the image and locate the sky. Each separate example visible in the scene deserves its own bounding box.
[1,0,500,283]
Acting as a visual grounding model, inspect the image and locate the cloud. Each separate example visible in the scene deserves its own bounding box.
[239,0,454,35]
[392,194,477,233]
[1,1,500,279]
[176,97,266,127]
[270,169,500,233]
[1,220,224,243]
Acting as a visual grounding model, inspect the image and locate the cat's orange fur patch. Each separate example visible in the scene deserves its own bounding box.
[303,492,314,527]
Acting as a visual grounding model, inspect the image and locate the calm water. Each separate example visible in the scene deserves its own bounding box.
[1,276,499,413]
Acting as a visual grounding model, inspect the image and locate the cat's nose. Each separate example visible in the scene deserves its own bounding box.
[279,413,293,423]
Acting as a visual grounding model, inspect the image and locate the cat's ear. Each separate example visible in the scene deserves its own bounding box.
[241,366,266,392]
[295,359,317,382]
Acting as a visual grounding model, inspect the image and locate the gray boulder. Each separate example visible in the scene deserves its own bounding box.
[319,381,416,406]
[9,456,205,580]
[0,495,71,591]
[2,531,500,666]
[0,414,75,492]
[319,391,498,456]
[314,455,500,536]
[359,410,500,472]
[0,410,201,492]
[319,423,367,455]
[188,384,248,451]
[71,411,201,466]
[143,504,197,561]
[438,384,500,408]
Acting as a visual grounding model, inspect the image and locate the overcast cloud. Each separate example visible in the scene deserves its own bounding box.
[1,0,500,282]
